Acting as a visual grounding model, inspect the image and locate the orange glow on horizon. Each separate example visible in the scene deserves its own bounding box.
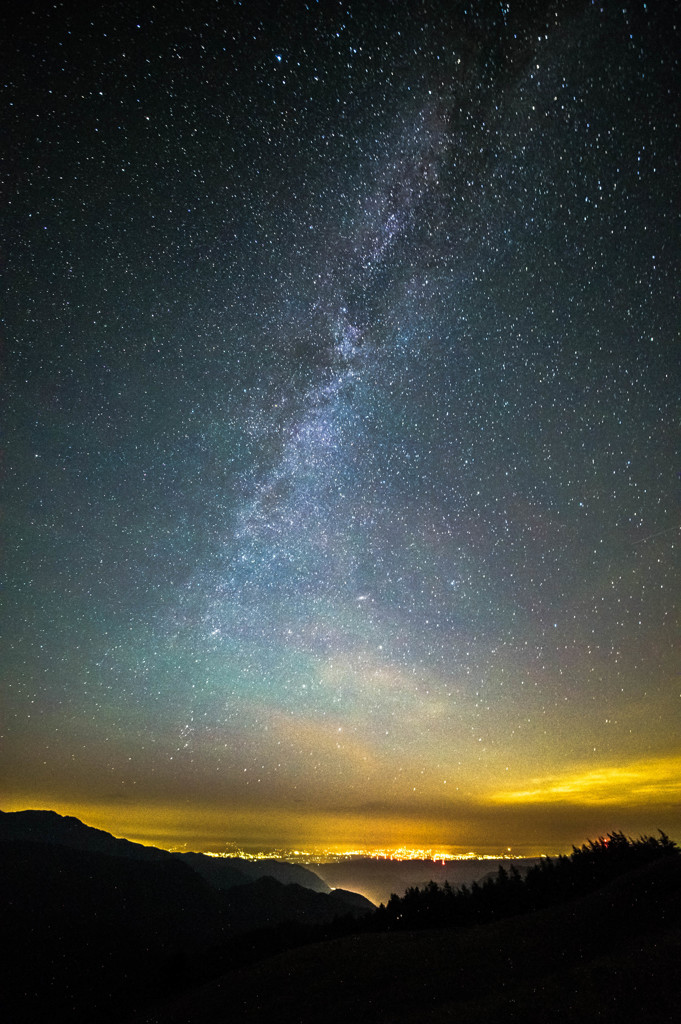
[3,757,680,863]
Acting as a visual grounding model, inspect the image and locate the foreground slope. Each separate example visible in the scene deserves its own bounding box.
[0,810,371,1022]
[136,854,681,1024]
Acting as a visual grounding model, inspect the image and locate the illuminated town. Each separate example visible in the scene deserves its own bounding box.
[202,844,531,864]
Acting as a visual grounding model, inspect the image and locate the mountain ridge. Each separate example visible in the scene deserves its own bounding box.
[137,853,681,1024]
[0,807,374,1023]
[2,810,679,1023]
[0,808,331,892]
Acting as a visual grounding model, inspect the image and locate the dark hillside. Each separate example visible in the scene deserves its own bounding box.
[179,850,330,893]
[0,839,223,1023]
[0,812,371,1022]
[136,853,681,1024]
[219,876,373,933]
[176,851,250,889]
[0,808,170,861]
[3,818,678,1023]
[0,810,329,893]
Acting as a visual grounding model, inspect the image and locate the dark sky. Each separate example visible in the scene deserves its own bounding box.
[2,0,679,855]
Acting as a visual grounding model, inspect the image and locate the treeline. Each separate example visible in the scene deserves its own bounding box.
[369,831,679,931]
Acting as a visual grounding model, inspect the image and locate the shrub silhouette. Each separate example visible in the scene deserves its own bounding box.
[371,830,679,931]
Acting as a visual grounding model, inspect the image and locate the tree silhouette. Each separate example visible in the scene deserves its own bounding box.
[371,831,679,931]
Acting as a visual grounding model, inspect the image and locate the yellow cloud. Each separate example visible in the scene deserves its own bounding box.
[491,753,681,807]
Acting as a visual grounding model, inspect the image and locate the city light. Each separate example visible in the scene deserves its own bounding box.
[203,845,533,863]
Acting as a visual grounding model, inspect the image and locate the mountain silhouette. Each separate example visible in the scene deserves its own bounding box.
[0,807,171,859]
[0,809,372,1022]
[145,852,681,1024]
[178,849,331,893]
[0,808,331,890]
[3,811,678,1023]
[220,875,373,932]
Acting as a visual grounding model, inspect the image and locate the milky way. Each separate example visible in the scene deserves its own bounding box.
[2,1,679,853]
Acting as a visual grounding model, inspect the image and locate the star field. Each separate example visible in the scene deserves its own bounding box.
[2,1,679,854]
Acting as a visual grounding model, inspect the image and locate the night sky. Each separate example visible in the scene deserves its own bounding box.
[2,1,679,856]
